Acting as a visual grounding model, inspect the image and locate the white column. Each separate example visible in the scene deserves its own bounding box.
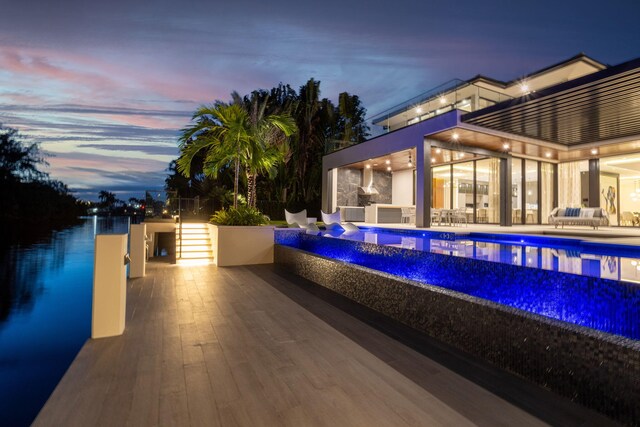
[92,234,128,339]
[129,224,146,278]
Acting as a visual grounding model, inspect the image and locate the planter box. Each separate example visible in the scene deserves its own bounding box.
[208,224,275,266]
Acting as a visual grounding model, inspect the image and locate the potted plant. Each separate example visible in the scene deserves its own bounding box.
[207,205,275,266]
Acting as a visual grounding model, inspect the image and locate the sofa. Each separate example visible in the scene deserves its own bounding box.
[548,207,609,229]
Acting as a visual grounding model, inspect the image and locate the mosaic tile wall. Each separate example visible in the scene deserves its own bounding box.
[274,240,640,425]
[336,168,361,206]
[370,170,392,204]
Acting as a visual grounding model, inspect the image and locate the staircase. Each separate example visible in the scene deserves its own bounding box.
[176,222,213,265]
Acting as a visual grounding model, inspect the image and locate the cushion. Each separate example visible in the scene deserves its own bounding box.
[566,207,581,217]
[580,208,595,218]
[557,208,566,217]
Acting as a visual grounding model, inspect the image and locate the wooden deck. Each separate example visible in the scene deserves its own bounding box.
[34,262,612,426]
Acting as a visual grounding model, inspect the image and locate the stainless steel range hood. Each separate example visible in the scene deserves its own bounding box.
[359,167,379,195]
[358,185,379,195]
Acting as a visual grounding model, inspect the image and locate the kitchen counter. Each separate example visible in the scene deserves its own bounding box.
[364,204,414,224]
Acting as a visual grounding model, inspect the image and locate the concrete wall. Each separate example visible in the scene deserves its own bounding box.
[209,224,274,266]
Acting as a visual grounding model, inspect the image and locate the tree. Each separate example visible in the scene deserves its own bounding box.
[177,99,295,210]
[231,91,297,208]
[336,92,369,145]
[177,103,251,209]
[0,126,48,183]
[0,125,83,224]
[98,190,117,210]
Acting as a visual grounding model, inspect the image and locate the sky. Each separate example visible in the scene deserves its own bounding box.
[1,0,639,201]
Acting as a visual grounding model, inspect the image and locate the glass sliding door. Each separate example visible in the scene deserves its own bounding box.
[476,158,500,224]
[453,162,474,222]
[558,160,588,207]
[525,160,539,224]
[601,154,640,227]
[432,165,451,210]
[512,159,522,224]
[540,162,555,224]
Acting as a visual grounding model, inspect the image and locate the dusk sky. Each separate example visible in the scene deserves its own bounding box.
[1,0,639,201]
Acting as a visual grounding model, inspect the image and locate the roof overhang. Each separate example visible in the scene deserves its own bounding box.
[426,122,640,163]
[462,57,640,147]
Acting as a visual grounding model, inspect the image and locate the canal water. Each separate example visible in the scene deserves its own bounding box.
[0,217,130,426]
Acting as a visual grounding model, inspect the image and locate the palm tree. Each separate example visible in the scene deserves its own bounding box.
[177,103,250,209]
[98,190,116,210]
[231,91,297,208]
[177,99,296,210]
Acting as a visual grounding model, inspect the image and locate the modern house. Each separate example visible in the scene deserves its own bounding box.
[321,54,640,227]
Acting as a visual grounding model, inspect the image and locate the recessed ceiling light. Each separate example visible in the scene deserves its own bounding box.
[591,148,598,155]
[408,161,413,167]
[387,166,392,171]
[545,152,552,158]
[452,132,459,141]
[520,84,529,93]
[503,143,510,150]
[435,148,442,154]
[365,164,371,169]
[416,107,422,113]
[459,152,465,158]
[385,159,391,165]
[431,157,436,163]
[439,97,446,105]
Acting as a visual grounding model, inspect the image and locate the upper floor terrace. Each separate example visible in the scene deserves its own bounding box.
[326,54,606,153]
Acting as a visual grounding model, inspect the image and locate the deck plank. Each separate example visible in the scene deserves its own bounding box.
[33,261,607,426]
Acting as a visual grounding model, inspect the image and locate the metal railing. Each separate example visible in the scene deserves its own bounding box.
[325,79,513,153]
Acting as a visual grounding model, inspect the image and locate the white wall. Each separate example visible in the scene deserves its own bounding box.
[392,169,414,205]
[331,168,338,211]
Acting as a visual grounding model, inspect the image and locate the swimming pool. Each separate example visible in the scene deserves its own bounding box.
[276,227,640,340]
[274,227,640,423]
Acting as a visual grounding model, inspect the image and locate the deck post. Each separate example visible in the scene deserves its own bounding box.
[92,234,128,339]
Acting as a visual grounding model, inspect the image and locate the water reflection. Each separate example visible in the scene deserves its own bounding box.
[0,216,129,426]
[328,229,640,283]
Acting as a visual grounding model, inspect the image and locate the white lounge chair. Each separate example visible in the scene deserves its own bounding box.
[321,209,361,234]
[285,209,309,228]
[321,210,343,230]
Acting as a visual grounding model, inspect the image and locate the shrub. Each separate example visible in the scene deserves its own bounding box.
[210,205,268,226]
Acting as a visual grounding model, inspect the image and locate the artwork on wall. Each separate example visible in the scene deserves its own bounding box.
[600,173,619,226]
